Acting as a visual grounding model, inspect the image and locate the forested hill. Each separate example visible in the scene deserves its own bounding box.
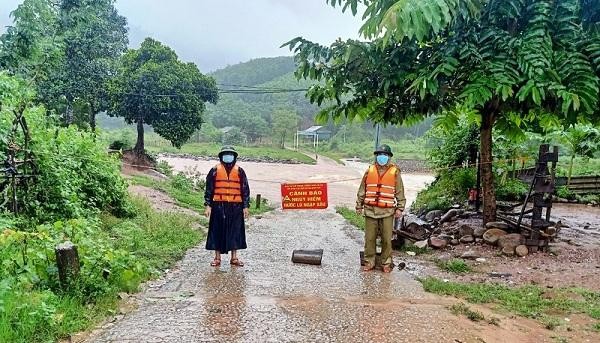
[210,56,296,87]
[205,56,321,138]
[98,56,320,137]
[200,56,431,144]
[99,55,432,145]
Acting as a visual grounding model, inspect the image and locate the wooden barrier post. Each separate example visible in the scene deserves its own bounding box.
[55,241,80,287]
[255,194,261,209]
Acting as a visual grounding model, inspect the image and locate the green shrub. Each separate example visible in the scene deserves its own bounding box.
[436,258,472,273]
[0,198,202,342]
[427,122,479,169]
[101,128,135,150]
[411,168,476,213]
[1,75,132,222]
[556,185,575,200]
[577,194,600,204]
[0,74,206,341]
[157,160,174,177]
[108,139,132,151]
[170,173,194,192]
[495,178,528,201]
[25,121,132,221]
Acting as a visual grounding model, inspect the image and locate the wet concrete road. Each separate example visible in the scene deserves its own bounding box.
[88,209,484,343]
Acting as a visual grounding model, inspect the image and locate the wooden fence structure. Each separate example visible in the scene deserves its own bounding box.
[555,175,600,195]
[516,166,600,194]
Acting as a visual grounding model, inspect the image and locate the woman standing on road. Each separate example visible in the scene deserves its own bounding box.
[204,146,250,267]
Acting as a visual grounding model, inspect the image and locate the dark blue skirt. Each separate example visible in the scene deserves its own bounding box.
[205,202,247,253]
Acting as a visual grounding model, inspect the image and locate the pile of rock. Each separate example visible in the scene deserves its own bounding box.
[401,208,531,257]
[481,222,529,256]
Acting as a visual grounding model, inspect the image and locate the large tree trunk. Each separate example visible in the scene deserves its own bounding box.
[65,101,74,125]
[89,106,96,135]
[468,142,478,166]
[134,117,144,156]
[480,106,497,224]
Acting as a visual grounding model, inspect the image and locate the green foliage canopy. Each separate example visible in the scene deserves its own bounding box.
[109,38,219,151]
[0,0,61,82]
[271,107,300,148]
[286,0,600,222]
[0,72,131,222]
[288,0,600,125]
[0,0,129,129]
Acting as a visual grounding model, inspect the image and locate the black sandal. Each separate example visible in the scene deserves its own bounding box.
[230,258,244,267]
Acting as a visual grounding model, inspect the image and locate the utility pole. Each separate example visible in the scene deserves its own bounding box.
[374,123,381,149]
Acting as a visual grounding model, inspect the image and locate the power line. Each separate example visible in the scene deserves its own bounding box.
[220,89,308,94]
[121,87,309,98]
[217,83,302,90]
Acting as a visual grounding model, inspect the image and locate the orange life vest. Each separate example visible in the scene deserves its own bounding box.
[212,164,242,203]
[364,164,398,208]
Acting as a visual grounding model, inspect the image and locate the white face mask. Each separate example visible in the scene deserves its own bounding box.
[222,154,235,164]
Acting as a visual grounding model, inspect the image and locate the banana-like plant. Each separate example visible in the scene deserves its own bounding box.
[285,0,600,223]
[557,124,600,184]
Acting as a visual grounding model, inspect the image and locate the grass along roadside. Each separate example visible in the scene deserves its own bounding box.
[129,174,273,217]
[100,197,204,273]
[0,197,203,343]
[335,206,365,230]
[314,138,429,162]
[435,258,472,274]
[146,140,315,164]
[420,277,600,332]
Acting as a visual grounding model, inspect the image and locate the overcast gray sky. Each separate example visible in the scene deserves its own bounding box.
[0,0,363,72]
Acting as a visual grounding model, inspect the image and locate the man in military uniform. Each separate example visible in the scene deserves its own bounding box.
[356,144,406,273]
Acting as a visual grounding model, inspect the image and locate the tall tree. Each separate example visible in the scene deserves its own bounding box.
[271,108,300,148]
[0,0,128,129]
[54,0,128,128]
[286,0,600,223]
[208,96,270,142]
[0,0,62,91]
[109,38,219,156]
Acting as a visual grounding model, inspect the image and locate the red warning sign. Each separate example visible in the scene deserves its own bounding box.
[281,183,328,210]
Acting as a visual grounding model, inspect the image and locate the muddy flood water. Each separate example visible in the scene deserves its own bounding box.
[159,155,600,233]
[159,155,435,209]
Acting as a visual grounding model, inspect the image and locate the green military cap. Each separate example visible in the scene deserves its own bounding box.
[374,144,393,157]
[218,145,238,158]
